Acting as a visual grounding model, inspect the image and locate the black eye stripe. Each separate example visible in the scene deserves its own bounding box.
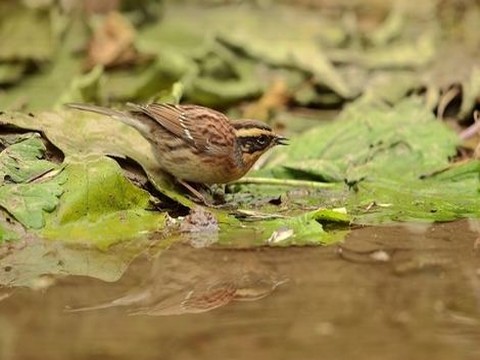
[238,135,274,153]
[238,136,273,144]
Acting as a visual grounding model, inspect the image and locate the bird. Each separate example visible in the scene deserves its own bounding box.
[67,102,287,200]
[65,243,287,316]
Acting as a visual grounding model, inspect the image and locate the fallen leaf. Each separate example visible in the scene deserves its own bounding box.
[85,12,149,70]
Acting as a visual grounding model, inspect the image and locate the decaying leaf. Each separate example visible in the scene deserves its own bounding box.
[85,12,151,70]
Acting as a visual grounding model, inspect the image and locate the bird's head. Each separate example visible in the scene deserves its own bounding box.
[233,119,288,170]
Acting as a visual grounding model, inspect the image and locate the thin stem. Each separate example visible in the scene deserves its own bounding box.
[233,177,335,189]
[460,110,480,140]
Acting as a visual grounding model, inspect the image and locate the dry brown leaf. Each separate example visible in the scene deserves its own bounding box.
[85,12,148,70]
[83,0,120,15]
[243,78,290,121]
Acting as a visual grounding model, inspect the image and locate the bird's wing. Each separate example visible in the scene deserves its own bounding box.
[129,103,235,154]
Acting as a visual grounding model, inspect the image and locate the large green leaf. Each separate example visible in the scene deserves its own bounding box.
[276,98,459,183]
[348,161,480,223]
[258,98,480,223]
[0,109,192,206]
[42,156,167,248]
[0,126,170,246]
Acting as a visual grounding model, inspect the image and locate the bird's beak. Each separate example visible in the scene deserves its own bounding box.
[275,136,289,146]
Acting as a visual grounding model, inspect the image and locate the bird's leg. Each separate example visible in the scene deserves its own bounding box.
[177,179,213,206]
[176,180,230,207]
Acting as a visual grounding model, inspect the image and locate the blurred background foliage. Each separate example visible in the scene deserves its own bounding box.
[1,0,480,243]
[0,0,479,130]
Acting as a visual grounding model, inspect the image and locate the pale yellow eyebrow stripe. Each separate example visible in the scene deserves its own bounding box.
[235,128,273,137]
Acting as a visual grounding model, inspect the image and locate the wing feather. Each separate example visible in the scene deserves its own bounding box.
[128,103,234,153]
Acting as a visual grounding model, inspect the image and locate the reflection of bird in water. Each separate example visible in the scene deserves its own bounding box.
[67,244,287,316]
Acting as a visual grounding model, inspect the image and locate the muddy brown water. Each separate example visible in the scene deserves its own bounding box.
[1,220,480,360]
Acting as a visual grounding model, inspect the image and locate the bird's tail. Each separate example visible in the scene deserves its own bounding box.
[66,103,151,137]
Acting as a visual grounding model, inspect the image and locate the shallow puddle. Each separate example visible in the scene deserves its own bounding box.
[1,220,480,360]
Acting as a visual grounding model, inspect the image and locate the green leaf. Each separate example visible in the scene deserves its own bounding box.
[0,18,86,110]
[277,98,459,183]
[0,109,192,206]
[213,6,353,98]
[138,4,347,103]
[263,98,480,223]
[356,32,436,70]
[42,156,167,248]
[0,219,22,243]
[102,58,188,102]
[0,63,26,85]
[0,133,57,184]
[360,71,419,104]
[0,133,63,230]
[459,66,480,118]
[348,161,480,223]
[0,3,55,62]
[0,181,63,229]
[220,208,350,247]
[152,81,184,104]
[56,65,104,106]
[0,124,172,245]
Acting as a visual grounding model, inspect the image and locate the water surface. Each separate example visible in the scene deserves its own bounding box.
[1,221,479,360]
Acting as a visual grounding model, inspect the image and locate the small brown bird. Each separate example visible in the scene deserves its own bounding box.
[67,103,287,195]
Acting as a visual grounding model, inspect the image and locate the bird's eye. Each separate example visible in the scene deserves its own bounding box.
[256,135,268,145]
